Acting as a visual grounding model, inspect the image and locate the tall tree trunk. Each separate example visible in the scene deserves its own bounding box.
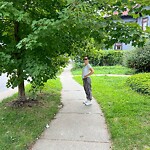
[17,68,26,101]
[14,21,26,101]
[14,21,20,42]
[18,80,26,101]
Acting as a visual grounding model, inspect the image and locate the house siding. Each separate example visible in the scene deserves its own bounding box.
[137,15,150,27]
[114,15,150,50]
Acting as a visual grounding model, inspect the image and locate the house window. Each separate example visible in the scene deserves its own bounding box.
[114,43,122,50]
[142,17,148,31]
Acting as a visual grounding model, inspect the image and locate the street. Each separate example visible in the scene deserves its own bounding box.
[0,74,10,92]
[0,74,18,101]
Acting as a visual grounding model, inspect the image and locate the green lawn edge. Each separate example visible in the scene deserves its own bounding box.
[0,78,62,150]
[73,76,150,150]
[72,65,136,75]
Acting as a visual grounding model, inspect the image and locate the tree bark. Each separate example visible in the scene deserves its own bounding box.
[14,21,20,42]
[17,68,26,101]
[14,21,26,101]
[18,80,26,101]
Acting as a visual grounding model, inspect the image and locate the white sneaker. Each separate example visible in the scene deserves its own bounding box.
[83,100,88,104]
[85,100,92,106]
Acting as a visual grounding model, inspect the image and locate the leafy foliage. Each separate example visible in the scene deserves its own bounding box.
[123,40,150,72]
[0,0,68,100]
[98,50,123,66]
[127,73,150,95]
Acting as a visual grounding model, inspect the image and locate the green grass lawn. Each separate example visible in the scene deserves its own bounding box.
[74,76,150,150]
[0,79,62,150]
[72,65,136,75]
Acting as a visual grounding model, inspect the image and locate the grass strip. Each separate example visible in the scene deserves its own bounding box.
[72,65,136,75]
[0,78,62,150]
[74,76,150,150]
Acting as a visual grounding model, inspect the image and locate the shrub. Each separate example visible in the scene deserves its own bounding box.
[101,50,123,66]
[72,61,83,69]
[74,50,124,66]
[126,73,150,95]
[123,41,150,72]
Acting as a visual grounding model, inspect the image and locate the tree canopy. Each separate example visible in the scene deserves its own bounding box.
[0,0,150,101]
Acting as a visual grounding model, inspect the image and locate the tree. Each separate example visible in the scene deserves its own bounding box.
[0,0,68,101]
[0,0,150,102]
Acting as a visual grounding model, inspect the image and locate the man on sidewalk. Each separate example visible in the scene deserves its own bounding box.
[82,56,94,106]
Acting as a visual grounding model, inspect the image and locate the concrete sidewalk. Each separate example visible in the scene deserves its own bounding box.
[31,64,112,150]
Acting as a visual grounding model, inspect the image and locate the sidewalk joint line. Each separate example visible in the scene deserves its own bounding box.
[59,112,101,115]
[40,138,110,144]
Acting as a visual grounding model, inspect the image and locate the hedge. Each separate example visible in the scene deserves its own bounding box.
[74,50,123,67]
[126,73,150,95]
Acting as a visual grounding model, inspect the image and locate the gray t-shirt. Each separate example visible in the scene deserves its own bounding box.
[82,64,92,79]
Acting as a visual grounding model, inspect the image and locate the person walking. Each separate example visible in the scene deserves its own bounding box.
[82,56,94,106]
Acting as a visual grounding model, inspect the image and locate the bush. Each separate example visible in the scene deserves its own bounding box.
[126,73,150,95]
[123,41,150,72]
[74,50,124,66]
[73,61,83,69]
[101,50,123,66]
